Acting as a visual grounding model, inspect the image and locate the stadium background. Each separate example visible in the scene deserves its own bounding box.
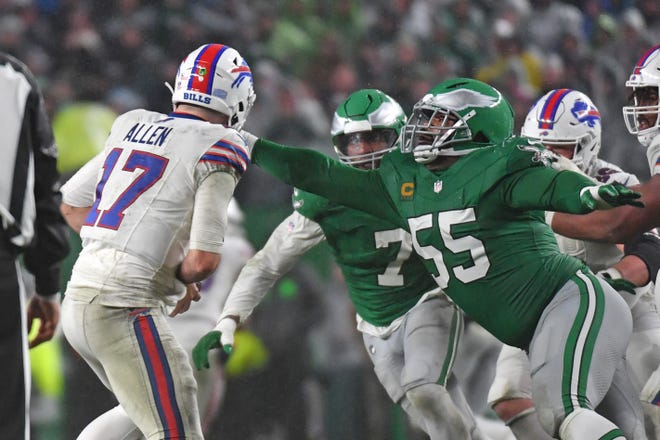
[3,0,658,438]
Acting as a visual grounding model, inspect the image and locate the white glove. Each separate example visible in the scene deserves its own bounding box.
[214,316,238,350]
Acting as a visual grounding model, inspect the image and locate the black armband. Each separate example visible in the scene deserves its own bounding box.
[624,232,660,282]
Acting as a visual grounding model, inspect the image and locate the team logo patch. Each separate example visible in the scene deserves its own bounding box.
[517,144,555,167]
[571,100,600,128]
[400,182,415,200]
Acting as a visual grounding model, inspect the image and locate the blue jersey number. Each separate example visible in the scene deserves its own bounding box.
[84,148,169,230]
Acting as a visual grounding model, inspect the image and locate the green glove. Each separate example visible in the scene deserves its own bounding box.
[192,331,222,370]
[192,317,237,370]
[580,183,644,210]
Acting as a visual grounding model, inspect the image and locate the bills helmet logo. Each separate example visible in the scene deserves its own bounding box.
[571,100,600,128]
[230,62,253,88]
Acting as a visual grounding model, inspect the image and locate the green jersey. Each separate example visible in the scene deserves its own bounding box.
[293,189,440,327]
[254,136,596,348]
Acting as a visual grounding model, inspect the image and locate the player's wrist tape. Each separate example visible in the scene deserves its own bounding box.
[598,267,623,281]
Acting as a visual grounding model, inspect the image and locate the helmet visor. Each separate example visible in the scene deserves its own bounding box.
[333,129,398,168]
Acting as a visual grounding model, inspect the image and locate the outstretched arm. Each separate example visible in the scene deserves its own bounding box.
[551,176,660,243]
[192,211,325,369]
[252,138,402,226]
[503,166,642,214]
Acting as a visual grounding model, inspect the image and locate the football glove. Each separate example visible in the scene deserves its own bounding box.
[579,183,644,210]
[598,268,637,295]
[192,317,237,370]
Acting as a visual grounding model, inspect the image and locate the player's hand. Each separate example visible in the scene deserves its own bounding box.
[169,282,201,317]
[580,183,644,210]
[27,295,60,348]
[192,317,237,370]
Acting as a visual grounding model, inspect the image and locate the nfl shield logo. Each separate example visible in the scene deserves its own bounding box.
[434,180,443,193]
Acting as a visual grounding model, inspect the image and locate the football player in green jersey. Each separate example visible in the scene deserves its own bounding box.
[240,78,646,439]
[487,88,660,440]
[194,89,488,439]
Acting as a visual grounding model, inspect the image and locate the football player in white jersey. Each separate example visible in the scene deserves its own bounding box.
[65,199,255,440]
[552,45,660,242]
[487,89,660,440]
[58,43,255,440]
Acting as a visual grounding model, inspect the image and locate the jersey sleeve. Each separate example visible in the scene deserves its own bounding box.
[219,210,325,323]
[252,138,402,225]
[197,130,250,182]
[647,136,660,176]
[189,171,236,253]
[501,166,597,214]
[61,152,105,207]
[23,66,70,297]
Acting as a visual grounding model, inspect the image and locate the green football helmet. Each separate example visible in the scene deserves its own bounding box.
[331,89,406,169]
[400,78,514,164]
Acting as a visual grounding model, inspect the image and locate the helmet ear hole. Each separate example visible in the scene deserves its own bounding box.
[474,132,490,143]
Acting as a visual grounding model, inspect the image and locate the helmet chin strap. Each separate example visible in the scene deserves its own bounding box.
[413,144,439,164]
[164,81,174,95]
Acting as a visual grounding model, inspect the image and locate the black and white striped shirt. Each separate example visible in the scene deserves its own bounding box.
[0,52,69,296]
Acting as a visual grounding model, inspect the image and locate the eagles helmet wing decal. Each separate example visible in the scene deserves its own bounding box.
[423,89,501,111]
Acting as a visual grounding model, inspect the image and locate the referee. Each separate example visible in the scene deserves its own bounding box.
[0,51,69,439]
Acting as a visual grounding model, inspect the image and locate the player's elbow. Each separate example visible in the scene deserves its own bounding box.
[187,249,222,279]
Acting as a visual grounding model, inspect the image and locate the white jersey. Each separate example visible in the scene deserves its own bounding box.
[61,109,249,307]
[647,135,660,176]
[549,158,640,271]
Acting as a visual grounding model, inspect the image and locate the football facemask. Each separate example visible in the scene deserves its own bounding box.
[400,78,514,163]
[622,45,660,147]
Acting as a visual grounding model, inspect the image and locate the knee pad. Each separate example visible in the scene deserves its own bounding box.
[558,408,625,440]
[487,345,532,408]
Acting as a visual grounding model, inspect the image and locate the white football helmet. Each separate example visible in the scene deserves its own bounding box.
[171,44,256,130]
[622,45,660,147]
[521,88,601,174]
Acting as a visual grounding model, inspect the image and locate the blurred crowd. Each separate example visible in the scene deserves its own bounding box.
[4,0,660,438]
[2,0,659,179]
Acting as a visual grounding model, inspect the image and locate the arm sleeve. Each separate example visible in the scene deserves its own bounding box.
[189,170,237,253]
[624,232,660,281]
[501,167,598,214]
[252,138,401,225]
[219,211,325,323]
[23,81,70,297]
